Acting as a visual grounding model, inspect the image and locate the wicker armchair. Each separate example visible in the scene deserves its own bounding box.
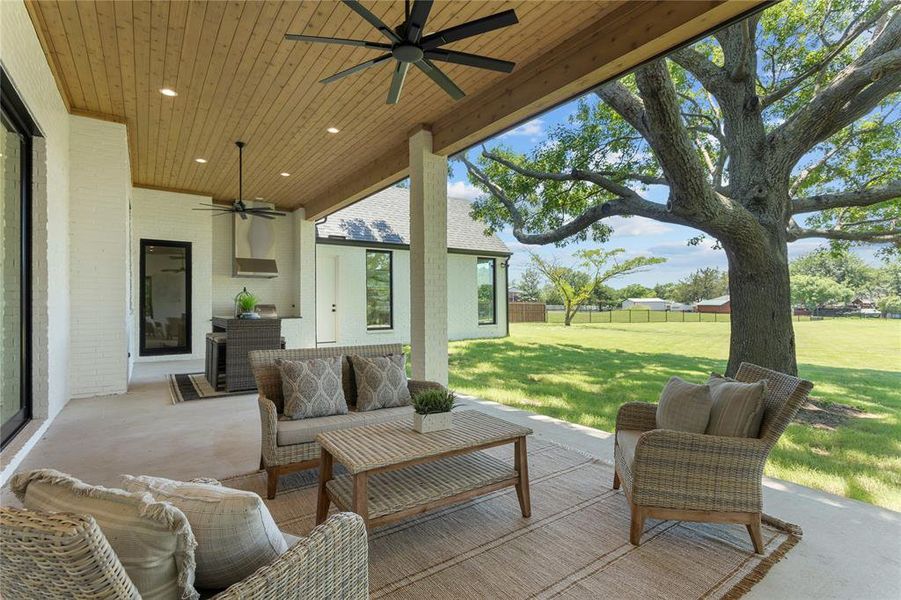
[613,362,813,553]
[250,343,444,499]
[0,507,368,599]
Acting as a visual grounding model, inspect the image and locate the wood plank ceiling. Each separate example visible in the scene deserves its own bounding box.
[25,1,761,215]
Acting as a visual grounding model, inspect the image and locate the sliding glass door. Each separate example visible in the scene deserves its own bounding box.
[1,72,33,449]
[140,239,192,356]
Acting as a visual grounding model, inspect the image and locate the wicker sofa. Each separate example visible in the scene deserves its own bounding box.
[613,362,813,553]
[251,343,444,499]
[0,506,368,599]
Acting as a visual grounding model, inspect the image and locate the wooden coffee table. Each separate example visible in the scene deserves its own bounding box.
[315,410,533,529]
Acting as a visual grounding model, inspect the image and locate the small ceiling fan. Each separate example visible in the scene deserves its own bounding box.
[193,141,287,220]
[285,0,518,104]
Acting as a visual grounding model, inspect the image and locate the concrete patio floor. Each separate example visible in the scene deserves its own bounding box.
[2,360,899,599]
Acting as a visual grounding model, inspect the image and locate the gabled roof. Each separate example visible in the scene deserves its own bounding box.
[696,295,731,306]
[316,186,510,255]
[626,297,666,303]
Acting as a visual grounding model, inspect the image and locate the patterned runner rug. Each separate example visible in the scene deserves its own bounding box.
[221,439,800,599]
[167,373,247,403]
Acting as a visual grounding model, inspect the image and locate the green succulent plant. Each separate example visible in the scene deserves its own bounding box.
[237,290,259,313]
[412,389,457,415]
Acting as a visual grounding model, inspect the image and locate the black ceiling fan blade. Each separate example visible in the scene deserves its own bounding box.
[196,202,231,208]
[320,53,392,84]
[414,59,464,100]
[246,208,288,216]
[406,0,433,43]
[192,207,233,212]
[423,49,515,73]
[421,9,518,51]
[248,212,276,220]
[284,33,391,50]
[342,0,402,44]
[387,62,410,104]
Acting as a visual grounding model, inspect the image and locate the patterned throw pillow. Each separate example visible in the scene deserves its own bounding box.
[349,354,412,412]
[276,356,348,420]
[706,373,767,438]
[655,376,713,433]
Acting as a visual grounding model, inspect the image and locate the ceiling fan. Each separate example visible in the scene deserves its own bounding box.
[285,0,518,104]
[193,141,287,220]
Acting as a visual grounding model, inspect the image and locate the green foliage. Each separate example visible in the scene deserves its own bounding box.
[790,249,876,293]
[530,248,665,325]
[791,274,855,310]
[616,283,655,302]
[877,295,901,314]
[515,266,543,302]
[236,290,259,313]
[670,268,729,304]
[411,389,457,415]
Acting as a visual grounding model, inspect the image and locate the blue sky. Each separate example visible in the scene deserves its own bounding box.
[444,97,885,289]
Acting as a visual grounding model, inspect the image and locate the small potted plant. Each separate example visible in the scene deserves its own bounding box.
[412,389,457,433]
[235,288,260,319]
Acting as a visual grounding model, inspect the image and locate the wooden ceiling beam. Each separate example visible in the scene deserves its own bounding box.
[303,0,767,219]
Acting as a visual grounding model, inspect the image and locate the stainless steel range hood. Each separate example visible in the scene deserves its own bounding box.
[234,210,278,278]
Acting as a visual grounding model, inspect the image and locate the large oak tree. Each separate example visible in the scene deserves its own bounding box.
[462,0,900,375]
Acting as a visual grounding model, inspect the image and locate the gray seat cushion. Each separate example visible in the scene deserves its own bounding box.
[276,412,368,446]
[616,430,643,468]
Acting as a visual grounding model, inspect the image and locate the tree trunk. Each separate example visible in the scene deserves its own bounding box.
[725,235,798,377]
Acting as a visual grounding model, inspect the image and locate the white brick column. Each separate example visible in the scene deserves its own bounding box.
[293,208,317,347]
[408,128,448,385]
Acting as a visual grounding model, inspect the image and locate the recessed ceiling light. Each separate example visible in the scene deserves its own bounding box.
[194,158,207,164]
[255,197,264,200]
[280,172,291,177]
[327,127,340,134]
[159,88,178,97]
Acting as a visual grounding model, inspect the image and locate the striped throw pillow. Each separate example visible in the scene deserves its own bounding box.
[655,377,713,433]
[123,475,288,589]
[706,374,767,438]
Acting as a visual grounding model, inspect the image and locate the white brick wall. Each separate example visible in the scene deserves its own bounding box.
[316,244,507,347]
[131,189,212,362]
[0,0,71,421]
[68,117,131,397]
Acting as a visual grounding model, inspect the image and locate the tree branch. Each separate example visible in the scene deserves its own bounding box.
[669,46,726,93]
[761,1,896,107]
[593,81,651,139]
[786,226,901,242]
[791,180,901,213]
[772,9,901,171]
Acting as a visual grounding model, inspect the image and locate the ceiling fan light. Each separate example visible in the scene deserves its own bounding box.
[159,88,178,97]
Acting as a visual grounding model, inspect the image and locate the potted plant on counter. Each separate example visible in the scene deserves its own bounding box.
[235,288,261,319]
[412,389,457,433]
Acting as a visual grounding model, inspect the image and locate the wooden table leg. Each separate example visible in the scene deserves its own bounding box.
[352,472,369,529]
[514,437,531,518]
[316,449,333,525]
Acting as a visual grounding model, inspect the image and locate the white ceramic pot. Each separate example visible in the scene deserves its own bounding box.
[413,411,453,433]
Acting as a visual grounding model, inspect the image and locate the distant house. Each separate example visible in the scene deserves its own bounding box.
[850,297,876,309]
[666,301,693,312]
[508,287,524,302]
[622,297,667,311]
[696,295,731,313]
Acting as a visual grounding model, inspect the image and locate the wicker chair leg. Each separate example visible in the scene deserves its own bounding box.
[629,504,645,546]
[266,468,279,500]
[612,469,621,490]
[746,514,764,554]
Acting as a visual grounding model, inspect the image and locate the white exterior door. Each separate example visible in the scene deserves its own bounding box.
[316,254,338,344]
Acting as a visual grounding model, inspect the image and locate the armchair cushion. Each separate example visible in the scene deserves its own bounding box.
[10,469,198,600]
[706,374,767,438]
[349,354,412,411]
[276,356,348,420]
[122,475,288,590]
[655,377,712,433]
[615,429,643,468]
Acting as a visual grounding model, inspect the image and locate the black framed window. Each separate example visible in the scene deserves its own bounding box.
[1,69,36,450]
[140,239,192,356]
[366,250,393,330]
[477,257,497,325]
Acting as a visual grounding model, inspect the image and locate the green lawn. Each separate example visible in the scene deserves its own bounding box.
[447,319,901,510]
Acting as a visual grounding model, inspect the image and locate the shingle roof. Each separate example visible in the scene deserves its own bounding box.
[696,295,730,306]
[316,186,510,255]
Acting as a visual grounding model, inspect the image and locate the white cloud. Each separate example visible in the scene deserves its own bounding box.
[607,216,674,237]
[501,118,545,140]
[446,181,483,202]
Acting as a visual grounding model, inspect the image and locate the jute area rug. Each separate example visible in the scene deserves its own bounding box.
[168,373,245,403]
[222,440,800,600]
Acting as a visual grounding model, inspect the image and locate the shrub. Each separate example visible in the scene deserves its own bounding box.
[412,389,457,415]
